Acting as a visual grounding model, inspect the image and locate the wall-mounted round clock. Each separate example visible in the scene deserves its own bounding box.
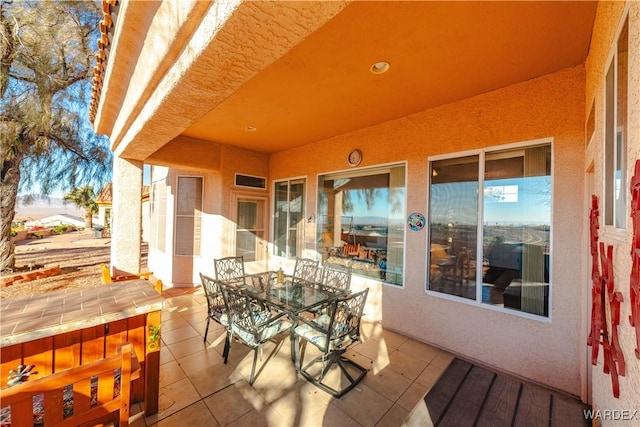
[348,149,362,167]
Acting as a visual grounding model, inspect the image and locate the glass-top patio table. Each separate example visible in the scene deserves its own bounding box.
[237,273,348,315]
[230,273,349,366]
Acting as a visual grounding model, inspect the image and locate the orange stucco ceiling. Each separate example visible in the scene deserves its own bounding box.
[180,1,597,154]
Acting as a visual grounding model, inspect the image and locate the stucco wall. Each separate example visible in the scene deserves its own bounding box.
[270,65,586,395]
[110,157,143,276]
[149,146,270,286]
[584,1,640,419]
[149,167,212,287]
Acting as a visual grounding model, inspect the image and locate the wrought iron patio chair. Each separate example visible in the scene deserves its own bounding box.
[220,285,293,385]
[293,288,369,397]
[320,262,352,291]
[292,257,320,285]
[214,255,272,290]
[199,273,230,356]
[214,256,246,285]
[304,263,353,317]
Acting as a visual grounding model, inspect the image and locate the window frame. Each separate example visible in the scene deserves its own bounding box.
[173,175,203,257]
[150,177,167,252]
[272,177,306,259]
[235,173,267,190]
[426,138,553,321]
[233,192,268,262]
[316,162,407,287]
[602,12,629,239]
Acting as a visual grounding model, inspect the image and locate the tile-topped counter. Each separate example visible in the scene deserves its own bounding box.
[0,279,164,416]
[1,279,163,347]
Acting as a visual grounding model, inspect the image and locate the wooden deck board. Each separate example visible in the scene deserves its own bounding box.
[513,383,551,426]
[476,373,522,427]
[551,394,591,427]
[424,358,472,424]
[418,358,590,427]
[439,365,496,427]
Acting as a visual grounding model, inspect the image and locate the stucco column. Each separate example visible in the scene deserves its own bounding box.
[110,157,143,275]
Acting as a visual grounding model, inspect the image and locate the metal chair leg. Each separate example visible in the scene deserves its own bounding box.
[299,348,368,398]
[249,348,259,385]
[204,317,211,342]
[223,332,231,364]
[293,334,309,374]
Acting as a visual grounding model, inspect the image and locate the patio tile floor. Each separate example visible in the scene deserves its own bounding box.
[125,286,452,426]
[129,286,585,426]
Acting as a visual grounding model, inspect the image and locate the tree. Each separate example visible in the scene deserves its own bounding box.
[63,186,98,229]
[1,1,111,272]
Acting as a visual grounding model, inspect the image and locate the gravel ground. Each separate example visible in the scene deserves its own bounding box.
[1,230,147,298]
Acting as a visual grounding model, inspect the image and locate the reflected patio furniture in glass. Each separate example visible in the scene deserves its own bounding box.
[342,243,361,257]
[293,288,369,397]
[199,274,230,359]
[292,257,320,284]
[220,285,293,385]
[438,247,472,285]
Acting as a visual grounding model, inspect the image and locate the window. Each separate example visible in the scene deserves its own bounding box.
[235,174,266,189]
[317,164,406,286]
[236,198,266,261]
[428,142,551,317]
[104,208,112,232]
[274,179,305,258]
[604,16,628,230]
[175,176,202,256]
[150,179,166,252]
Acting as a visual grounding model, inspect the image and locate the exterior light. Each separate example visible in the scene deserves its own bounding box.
[370,61,390,74]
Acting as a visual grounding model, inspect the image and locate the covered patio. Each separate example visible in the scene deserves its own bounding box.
[90,0,640,423]
[126,287,588,426]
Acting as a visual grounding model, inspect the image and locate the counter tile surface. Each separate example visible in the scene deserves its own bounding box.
[1,279,164,347]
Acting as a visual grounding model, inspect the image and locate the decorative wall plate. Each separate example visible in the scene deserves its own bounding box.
[407,212,425,231]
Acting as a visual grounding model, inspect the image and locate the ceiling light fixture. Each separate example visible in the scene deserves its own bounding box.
[370,61,390,74]
[245,126,257,132]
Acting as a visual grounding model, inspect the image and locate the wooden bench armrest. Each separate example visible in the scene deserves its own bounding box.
[1,343,135,426]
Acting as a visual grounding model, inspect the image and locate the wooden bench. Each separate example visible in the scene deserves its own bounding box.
[100,263,162,293]
[0,343,137,427]
[342,243,361,257]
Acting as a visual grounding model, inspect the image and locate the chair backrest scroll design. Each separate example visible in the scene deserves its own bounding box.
[321,263,352,291]
[328,288,368,345]
[293,258,320,284]
[200,273,226,321]
[214,256,246,284]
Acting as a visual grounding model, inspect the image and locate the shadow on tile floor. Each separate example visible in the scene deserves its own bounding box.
[125,287,453,427]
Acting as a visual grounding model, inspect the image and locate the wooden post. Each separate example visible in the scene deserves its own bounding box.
[144,310,162,416]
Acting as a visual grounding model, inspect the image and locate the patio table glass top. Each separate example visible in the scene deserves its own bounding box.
[236,274,347,314]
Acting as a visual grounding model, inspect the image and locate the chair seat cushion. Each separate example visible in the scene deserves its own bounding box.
[219,313,229,327]
[231,318,292,347]
[209,309,229,327]
[315,314,351,337]
[294,319,352,351]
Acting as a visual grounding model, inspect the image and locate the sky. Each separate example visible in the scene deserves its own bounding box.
[430,176,551,226]
[19,165,151,199]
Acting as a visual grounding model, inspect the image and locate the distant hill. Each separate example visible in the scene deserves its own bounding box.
[14,195,84,221]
